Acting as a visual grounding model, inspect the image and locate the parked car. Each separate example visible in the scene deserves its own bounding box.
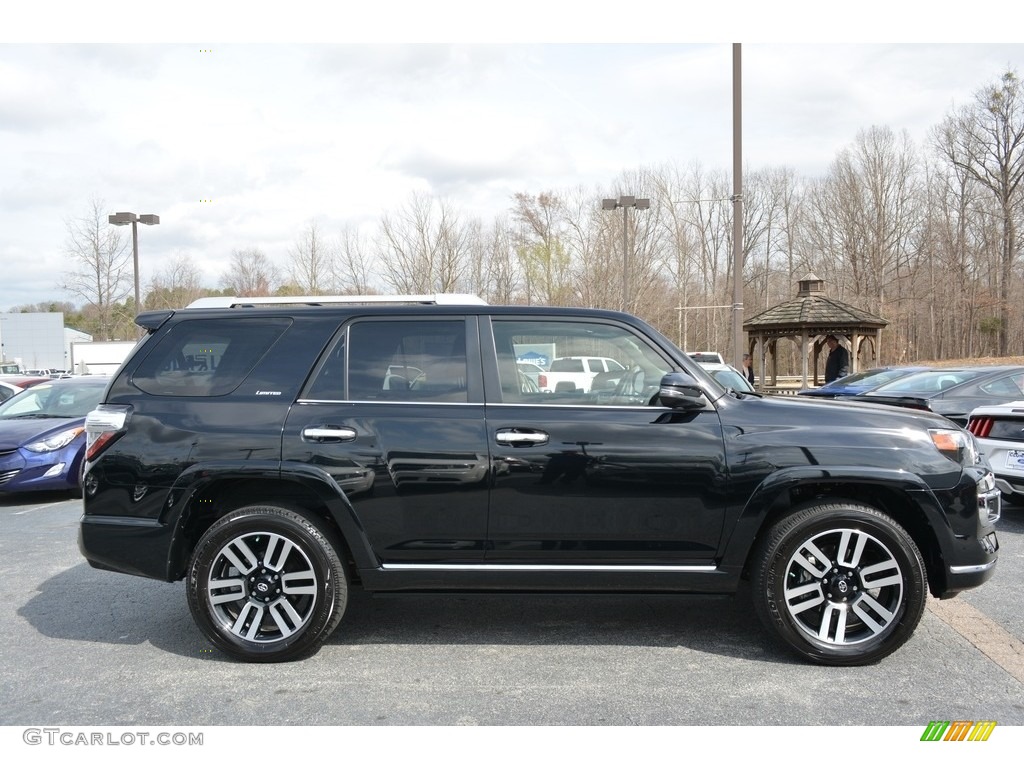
[516,361,546,389]
[697,361,756,393]
[797,366,931,399]
[0,380,20,403]
[0,376,109,495]
[541,355,625,393]
[967,400,1024,503]
[688,351,725,364]
[0,375,52,403]
[847,365,1024,426]
[78,295,1000,666]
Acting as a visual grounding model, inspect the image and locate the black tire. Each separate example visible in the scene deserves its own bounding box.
[187,505,348,662]
[752,502,926,666]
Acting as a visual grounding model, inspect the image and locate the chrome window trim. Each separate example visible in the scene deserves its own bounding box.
[297,398,484,406]
[297,398,662,410]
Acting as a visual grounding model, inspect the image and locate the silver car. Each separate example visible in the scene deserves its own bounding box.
[967,399,1024,503]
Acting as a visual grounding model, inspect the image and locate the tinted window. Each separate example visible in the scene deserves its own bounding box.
[871,370,973,395]
[133,318,291,397]
[491,319,671,405]
[980,373,1024,397]
[311,320,468,403]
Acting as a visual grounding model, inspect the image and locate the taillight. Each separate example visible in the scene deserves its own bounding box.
[967,417,993,438]
[84,405,131,462]
[538,374,547,388]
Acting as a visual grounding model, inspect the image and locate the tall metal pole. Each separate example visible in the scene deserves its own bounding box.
[731,43,744,370]
[622,205,629,310]
[131,218,141,313]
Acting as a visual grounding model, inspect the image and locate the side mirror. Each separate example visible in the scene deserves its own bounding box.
[658,372,707,410]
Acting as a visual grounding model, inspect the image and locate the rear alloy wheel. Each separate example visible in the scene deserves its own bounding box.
[187,505,347,662]
[753,503,926,666]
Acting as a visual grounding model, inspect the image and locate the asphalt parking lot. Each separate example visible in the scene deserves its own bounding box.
[1,492,1022,727]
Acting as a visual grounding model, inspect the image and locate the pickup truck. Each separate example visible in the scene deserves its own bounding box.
[540,355,626,393]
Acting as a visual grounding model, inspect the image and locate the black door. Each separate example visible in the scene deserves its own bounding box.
[484,317,728,566]
[282,317,489,565]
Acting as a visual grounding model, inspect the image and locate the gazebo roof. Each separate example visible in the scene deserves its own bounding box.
[744,274,888,337]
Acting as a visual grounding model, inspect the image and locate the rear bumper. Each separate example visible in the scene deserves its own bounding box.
[78,515,173,581]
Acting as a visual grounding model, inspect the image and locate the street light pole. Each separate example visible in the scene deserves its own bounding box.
[108,212,160,315]
[601,195,649,310]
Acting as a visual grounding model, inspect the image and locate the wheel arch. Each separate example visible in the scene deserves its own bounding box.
[166,466,374,583]
[730,468,947,597]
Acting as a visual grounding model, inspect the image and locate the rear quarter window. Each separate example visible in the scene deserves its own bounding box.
[131,318,292,397]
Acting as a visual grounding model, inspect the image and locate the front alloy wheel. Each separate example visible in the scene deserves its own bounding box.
[187,505,347,662]
[753,503,926,665]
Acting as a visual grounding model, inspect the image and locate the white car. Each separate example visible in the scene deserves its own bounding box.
[542,356,625,393]
[967,400,1024,503]
[0,379,23,403]
[688,351,725,365]
[697,361,756,393]
[516,361,545,388]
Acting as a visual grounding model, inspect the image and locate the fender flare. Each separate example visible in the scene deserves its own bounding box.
[164,460,378,579]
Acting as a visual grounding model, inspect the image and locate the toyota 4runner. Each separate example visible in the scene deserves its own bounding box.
[78,295,1001,664]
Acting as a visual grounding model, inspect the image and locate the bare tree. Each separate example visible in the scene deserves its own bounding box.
[289,220,335,294]
[60,198,131,340]
[147,254,208,309]
[375,192,470,294]
[511,192,575,305]
[334,225,377,294]
[221,248,280,296]
[477,217,521,304]
[934,70,1024,354]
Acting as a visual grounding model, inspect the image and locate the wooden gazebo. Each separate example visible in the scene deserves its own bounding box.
[743,275,889,389]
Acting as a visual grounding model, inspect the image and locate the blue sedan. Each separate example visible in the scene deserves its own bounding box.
[0,377,109,496]
[797,366,931,398]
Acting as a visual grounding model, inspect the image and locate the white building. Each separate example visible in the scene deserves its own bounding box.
[0,312,67,371]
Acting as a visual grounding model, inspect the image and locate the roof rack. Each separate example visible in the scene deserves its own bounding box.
[186,294,488,309]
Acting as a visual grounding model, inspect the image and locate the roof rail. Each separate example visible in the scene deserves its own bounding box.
[186,294,488,309]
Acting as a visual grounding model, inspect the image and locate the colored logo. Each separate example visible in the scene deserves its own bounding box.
[920,721,996,741]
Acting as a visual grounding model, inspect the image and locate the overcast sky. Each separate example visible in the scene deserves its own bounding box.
[2,3,1023,313]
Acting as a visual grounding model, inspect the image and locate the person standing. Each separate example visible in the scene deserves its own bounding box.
[824,334,849,383]
[741,353,755,386]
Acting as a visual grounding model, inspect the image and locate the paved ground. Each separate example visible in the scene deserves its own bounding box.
[1,492,1021,730]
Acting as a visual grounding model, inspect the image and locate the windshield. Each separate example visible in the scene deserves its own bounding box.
[0,380,108,419]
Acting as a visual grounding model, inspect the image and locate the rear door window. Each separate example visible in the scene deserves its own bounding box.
[306,319,473,403]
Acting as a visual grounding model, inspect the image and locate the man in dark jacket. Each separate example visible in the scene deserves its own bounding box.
[824,334,849,383]
[741,353,755,386]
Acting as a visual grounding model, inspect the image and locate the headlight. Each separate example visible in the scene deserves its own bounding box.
[928,428,979,465]
[25,427,84,453]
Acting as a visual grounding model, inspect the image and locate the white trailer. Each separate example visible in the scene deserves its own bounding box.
[71,341,139,375]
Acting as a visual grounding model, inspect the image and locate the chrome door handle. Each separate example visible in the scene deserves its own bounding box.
[302,425,357,443]
[495,429,549,446]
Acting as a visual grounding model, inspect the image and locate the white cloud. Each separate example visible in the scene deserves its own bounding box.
[0,39,1022,311]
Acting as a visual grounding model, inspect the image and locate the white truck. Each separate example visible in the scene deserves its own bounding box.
[70,341,139,375]
[540,356,626,393]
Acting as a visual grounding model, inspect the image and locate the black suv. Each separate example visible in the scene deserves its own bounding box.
[78,295,1001,665]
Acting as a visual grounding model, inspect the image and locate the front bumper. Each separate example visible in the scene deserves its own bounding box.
[941,470,999,594]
